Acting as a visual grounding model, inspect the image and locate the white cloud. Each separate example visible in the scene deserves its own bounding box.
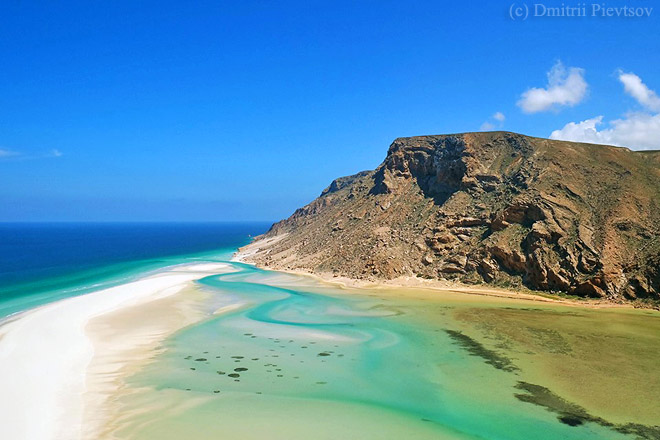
[518,61,588,113]
[550,72,660,150]
[479,121,496,131]
[0,147,64,161]
[550,113,660,150]
[479,112,505,131]
[618,71,660,111]
[550,116,604,143]
[493,111,505,122]
[0,148,19,158]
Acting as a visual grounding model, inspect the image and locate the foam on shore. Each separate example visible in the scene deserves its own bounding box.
[0,262,232,440]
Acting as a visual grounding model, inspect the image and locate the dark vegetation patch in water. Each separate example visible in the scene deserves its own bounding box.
[559,415,583,426]
[181,339,350,394]
[514,382,660,439]
[501,307,585,317]
[502,307,545,312]
[444,329,518,372]
[525,327,573,355]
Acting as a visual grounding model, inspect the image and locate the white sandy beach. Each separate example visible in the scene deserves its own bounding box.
[0,262,232,440]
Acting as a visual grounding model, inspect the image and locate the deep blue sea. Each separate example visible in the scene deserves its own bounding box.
[0,222,269,318]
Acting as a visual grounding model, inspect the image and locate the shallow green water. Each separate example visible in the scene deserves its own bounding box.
[110,262,655,440]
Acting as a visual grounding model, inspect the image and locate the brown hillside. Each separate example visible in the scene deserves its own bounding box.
[241,132,660,301]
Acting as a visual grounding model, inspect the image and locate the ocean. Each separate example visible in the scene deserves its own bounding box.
[0,222,270,318]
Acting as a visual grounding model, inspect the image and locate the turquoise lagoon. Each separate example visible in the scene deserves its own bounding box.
[109,262,659,440]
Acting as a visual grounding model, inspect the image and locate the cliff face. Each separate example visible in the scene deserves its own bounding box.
[242,132,660,301]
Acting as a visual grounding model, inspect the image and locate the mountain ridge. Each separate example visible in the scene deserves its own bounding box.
[241,131,660,302]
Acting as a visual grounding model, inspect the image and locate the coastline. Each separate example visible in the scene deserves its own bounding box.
[0,262,233,440]
[1,246,655,440]
[232,246,638,310]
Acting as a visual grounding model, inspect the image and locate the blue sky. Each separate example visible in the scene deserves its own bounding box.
[1,0,659,221]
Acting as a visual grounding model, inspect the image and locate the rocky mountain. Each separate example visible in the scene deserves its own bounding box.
[240,132,660,301]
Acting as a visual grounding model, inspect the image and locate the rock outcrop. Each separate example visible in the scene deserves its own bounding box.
[241,132,660,301]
